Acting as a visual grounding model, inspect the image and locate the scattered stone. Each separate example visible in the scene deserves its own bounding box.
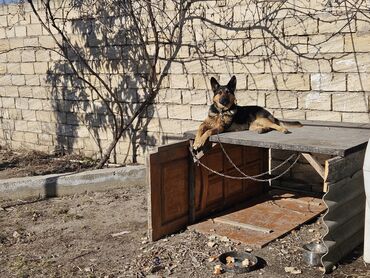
[308,229,315,233]
[242,258,250,267]
[12,231,20,238]
[245,247,253,252]
[208,235,216,241]
[84,266,93,272]
[220,236,229,242]
[207,241,216,248]
[284,266,301,274]
[226,256,235,265]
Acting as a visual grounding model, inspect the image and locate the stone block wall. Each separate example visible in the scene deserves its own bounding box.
[0,0,369,163]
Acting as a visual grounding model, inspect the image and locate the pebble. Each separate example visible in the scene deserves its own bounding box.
[220,236,229,242]
[284,266,302,274]
[207,241,216,248]
[245,247,253,252]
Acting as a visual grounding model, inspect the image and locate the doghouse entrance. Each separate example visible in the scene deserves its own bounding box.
[147,140,324,246]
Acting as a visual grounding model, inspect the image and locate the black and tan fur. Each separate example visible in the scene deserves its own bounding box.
[193,76,302,150]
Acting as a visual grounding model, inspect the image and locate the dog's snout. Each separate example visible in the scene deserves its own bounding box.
[220,97,230,106]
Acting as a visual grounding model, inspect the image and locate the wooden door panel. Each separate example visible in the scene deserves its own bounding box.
[148,141,190,241]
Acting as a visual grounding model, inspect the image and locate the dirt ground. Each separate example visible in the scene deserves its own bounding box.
[0,149,96,180]
[1,183,369,278]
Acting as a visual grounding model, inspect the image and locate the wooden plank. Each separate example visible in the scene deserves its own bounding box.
[302,153,325,179]
[190,191,326,248]
[213,218,272,234]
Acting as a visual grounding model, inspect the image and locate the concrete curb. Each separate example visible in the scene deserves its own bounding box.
[0,165,146,200]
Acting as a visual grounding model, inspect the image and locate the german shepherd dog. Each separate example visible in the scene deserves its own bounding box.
[193,76,302,150]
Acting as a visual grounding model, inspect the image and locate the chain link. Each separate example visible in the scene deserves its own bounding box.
[189,133,300,182]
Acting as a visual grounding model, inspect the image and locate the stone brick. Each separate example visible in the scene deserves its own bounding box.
[193,74,214,90]
[191,105,208,121]
[170,74,192,89]
[272,109,306,120]
[248,74,276,90]
[168,104,191,120]
[20,63,34,74]
[14,25,26,37]
[233,57,265,74]
[276,74,310,91]
[298,58,332,73]
[332,93,368,112]
[157,89,182,104]
[147,118,182,133]
[181,120,202,133]
[21,109,37,121]
[342,112,370,123]
[147,104,168,118]
[18,86,33,98]
[1,97,15,108]
[8,38,23,49]
[25,75,40,86]
[23,132,38,144]
[298,92,332,110]
[23,37,39,47]
[7,50,22,62]
[345,33,370,52]
[38,133,53,145]
[236,90,258,106]
[348,73,370,91]
[33,62,49,74]
[11,75,25,86]
[35,50,50,61]
[28,98,43,110]
[182,90,209,105]
[306,111,341,122]
[284,17,318,35]
[266,91,298,109]
[39,36,56,48]
[11,131,24,142]
[7,62,20,74]
[27,24,43,36]
[2,86,18,97]
[16,98,29,110]
[311,73,346,91]
[21,50,35,62]
[14,120,28,132]
[333,54,370,73]
[309,35,344,53]
[36,110,51,122]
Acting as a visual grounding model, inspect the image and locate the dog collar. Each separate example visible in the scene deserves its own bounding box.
[209,104,237,117]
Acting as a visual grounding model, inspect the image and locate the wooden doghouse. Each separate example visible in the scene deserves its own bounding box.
[147,121,370,273]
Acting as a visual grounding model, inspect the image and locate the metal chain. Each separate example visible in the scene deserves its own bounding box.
[189,132,301,181]
[215,132,297,178]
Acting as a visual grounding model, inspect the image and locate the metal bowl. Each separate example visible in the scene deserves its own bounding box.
[218,251,258,273]
[302,242,327,266]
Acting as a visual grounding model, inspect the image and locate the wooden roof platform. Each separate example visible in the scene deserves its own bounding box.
[184,120,370,156]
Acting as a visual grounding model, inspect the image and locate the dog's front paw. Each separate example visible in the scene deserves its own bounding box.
[193,140,203,151]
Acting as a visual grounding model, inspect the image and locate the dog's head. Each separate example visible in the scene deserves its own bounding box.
[210,76,236,110]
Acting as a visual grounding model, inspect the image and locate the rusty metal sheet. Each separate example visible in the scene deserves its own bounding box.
[190,190,326,248]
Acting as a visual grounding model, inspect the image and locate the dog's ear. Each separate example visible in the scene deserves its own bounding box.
[210,77,220,93]
[227,75,237,93]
